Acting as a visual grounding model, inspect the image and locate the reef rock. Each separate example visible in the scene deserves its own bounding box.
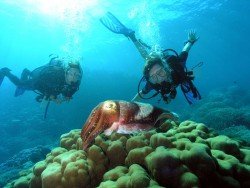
[5,109,250,188]
[0,145,51,187]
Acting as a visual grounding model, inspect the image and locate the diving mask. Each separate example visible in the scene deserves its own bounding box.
[66,67,82,85]
[148,64,172,84]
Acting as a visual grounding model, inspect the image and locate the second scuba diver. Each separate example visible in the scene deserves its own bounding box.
[100,12,201,104]
[0,55,82,104]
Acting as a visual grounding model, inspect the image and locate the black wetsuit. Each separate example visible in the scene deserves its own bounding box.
[142,51,189,99]
[3,65,79,101]
[142,51,201,104]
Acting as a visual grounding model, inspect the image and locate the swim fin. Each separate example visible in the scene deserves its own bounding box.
[0,73,4,86]
[15,86,26,97]
[0,67,10,86]
[181,81,201,105]
[100,12,134,37]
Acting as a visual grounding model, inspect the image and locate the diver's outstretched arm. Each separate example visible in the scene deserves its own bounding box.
[128,32,149,60]
[182,30,199,52]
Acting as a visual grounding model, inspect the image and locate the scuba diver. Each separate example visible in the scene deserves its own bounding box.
[0,55,82,117]
[100,12,201,104]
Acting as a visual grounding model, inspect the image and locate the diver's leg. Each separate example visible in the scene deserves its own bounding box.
[128,32,149,60]
[0,68,10,86]
[1,68,34,97]
[21,68,31,81]
[1,68,22,86]
[15,69,34,96]
[0,68,33,87]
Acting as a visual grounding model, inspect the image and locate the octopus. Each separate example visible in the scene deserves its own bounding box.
[81,100,178,150]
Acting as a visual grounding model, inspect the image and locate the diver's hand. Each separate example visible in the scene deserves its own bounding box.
[165,98,171,104]
[162,95,171,104]
[55,97,72,104]
[49,95,62,104]
[49,95,56,100]
[63,97,71,102]
[53,98,62,104]
[182,30,199,52]
[188,30,199,44]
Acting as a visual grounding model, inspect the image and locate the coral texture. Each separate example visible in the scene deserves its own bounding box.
[5,120,250,188]
[183,86,250,130]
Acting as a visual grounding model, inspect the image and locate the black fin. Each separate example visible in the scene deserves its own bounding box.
[100,12,134,37]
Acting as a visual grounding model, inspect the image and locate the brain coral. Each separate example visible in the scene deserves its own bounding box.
[5,120,250,188]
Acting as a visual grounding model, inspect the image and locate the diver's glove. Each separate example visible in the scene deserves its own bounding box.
[186,71,195,80]
[187,30,199,44]
[162,94,171,104]
[169,89,177,99]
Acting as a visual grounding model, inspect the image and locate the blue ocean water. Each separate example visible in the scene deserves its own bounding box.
[0,0,249,185]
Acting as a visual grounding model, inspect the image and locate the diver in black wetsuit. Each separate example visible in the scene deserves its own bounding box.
[0,56,82,104]
[100,12,201,104]
[130,30,201,104]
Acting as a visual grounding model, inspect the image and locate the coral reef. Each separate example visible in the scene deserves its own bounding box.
[98,164,161,188]
[182,86,250,131]
[5,120,250,188]
[218,125,250,143]
[0,145,51,187]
